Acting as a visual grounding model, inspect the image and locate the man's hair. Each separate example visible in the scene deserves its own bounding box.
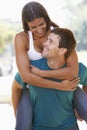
[51,27,76,59]
[22,1,58,31]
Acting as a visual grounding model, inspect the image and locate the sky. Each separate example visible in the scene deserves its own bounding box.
[0,0,67,26]
[0,0,82,26]
[0,0,27,21]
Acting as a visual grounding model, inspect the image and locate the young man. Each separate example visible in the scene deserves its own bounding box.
[30,27,87,130]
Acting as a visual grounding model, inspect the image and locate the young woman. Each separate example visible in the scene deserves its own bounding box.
[12,2,81,130]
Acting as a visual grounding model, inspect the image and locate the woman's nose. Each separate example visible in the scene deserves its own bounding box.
[43,40,48,46]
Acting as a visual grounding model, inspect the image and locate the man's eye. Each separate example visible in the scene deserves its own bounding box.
[49,39,52,43]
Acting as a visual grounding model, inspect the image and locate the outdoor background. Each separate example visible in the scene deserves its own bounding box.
[0,0,87,130]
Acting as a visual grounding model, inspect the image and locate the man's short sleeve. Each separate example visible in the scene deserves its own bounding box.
[79,63,87,86]
[15,72,27,88]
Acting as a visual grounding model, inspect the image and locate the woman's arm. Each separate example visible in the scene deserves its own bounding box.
[31,50,79,80]
[14,32,79,91]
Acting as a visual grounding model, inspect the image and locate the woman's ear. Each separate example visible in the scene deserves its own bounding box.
[59,48,67,55]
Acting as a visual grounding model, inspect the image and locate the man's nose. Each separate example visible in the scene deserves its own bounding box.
[43,40,48,46]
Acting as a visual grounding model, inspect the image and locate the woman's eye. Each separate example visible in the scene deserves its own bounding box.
[30,26,36,29]
[32,26,36,29]
[39,23,44,26]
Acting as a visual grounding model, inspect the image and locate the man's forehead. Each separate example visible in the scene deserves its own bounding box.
[48,33,58,39]
[48,33,60,40]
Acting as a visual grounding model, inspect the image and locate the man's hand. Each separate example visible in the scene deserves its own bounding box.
[83,86,87,93]
[74,109,83,121]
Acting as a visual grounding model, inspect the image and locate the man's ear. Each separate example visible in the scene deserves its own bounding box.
[59,48,67,55]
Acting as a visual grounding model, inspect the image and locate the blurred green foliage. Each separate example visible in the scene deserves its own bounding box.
[0,20,21,53]
[64,0,87,51]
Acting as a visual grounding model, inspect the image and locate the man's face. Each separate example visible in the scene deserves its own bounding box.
[42,33,60,58]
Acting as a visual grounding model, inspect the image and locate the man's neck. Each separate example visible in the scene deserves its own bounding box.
[47,57,65,69]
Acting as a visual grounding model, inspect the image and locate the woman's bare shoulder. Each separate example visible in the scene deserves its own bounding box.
[15,31,29,41]
[14,31,29,49]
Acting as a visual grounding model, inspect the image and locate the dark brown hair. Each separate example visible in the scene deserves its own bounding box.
[51,27,76,59]
[22,1,58,31]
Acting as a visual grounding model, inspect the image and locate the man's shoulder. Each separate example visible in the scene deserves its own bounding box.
[79,62,87,73]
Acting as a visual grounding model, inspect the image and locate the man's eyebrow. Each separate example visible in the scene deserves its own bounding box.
[57,35,59,38]
[57,35,60,39]
[48,37,53,41]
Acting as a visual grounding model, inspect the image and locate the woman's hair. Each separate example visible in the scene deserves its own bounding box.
[22,1,58,31]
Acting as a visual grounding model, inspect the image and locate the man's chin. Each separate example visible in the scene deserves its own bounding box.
[42,52,48,58]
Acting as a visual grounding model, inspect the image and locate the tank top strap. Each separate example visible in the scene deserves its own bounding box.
[28,31,34,49]
[27,31,43,60]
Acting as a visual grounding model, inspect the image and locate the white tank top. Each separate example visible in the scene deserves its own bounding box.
[27,26,54,60]
[27,31,43,60]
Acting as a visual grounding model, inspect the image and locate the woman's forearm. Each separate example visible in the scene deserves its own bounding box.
[31,50,79,80]
[22,70,79,91]
[35,67,77,79]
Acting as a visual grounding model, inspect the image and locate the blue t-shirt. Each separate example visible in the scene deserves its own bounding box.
[30,58,78,130]
[14,58,87,130]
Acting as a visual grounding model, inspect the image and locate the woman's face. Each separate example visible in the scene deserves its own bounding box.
[28,17,47,38]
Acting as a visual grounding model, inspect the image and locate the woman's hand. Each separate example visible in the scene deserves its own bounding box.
[31,65,41,76]
[60,77,80,91]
